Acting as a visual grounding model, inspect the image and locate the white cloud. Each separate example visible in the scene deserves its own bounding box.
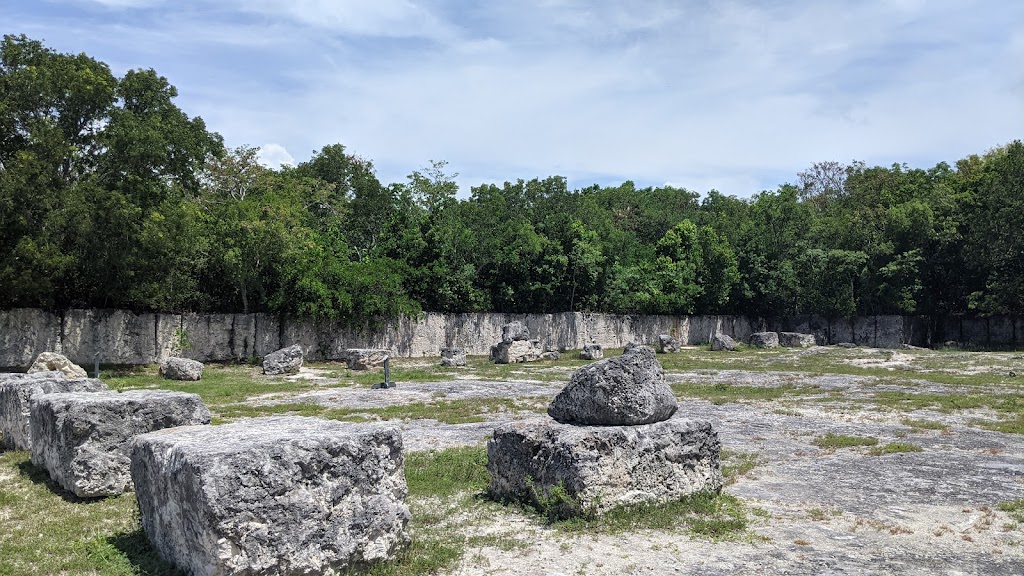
[257,144,295,168]
[13,0,1024,197]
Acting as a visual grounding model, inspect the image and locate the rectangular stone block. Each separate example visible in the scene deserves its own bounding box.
[989,316,1014,346]
[154,314,182,363]
[62,309,161,366]
[254,313,282,358]
[131,417,409,575]
[30,391,210,497]
[961,318,988,347]
[0,309,62,369]
[181,313,256,362]
[487,418,722,516]
[875,315,904,348]
[829,318,855,345]
[0,373,107,450]
[853,317,875,347]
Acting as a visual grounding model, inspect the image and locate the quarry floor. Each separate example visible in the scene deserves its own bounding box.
[258,347,1024,575]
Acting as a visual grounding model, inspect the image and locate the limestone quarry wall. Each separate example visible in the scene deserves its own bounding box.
[0,309,1019,368]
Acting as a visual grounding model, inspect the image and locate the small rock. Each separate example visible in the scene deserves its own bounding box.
[540,351,561,361]
[159,357,203,381]
[748,332,780,349]
[580,344,603,361]
[263,344,303,375]
[440,347,466,367]
[27,352,88,379]
[502,321,530,343]
[836,342,857,348]
[658,334,680,354]
[548,344,676,426]
[711,334,738,351]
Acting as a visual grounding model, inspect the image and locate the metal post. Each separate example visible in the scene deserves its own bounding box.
[384,355,391,385]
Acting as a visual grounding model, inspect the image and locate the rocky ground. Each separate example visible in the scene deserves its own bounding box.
[253,347,1024,575]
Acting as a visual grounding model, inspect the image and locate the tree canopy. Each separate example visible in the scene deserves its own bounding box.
[2,36,1021,320]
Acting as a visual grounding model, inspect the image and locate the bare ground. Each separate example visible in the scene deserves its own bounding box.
[263,350,1024,575]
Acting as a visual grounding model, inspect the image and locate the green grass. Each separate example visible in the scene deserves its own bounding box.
[973,415,1024,434]
[547,492,750,540]
[721,450,760,484]
[106,365,322,406]
[671,382,820,405]
[404,447,491,498]
[812,433,879,449]
[997,499,1024,523]
[868,442,924,456]
[0,451,180,576]
[900,418,950,433]
[215,397,545,425]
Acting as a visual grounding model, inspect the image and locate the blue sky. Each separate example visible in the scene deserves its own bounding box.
[7,0,1023,197]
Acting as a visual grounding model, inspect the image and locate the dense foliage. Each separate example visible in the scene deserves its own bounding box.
[2,36,1022,320]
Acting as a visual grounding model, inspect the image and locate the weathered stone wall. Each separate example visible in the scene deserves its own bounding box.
[0,309,1019,367]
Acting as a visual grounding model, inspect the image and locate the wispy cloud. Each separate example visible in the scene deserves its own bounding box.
[9,0,1023,196]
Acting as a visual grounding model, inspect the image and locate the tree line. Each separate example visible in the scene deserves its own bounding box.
[2,35,1022,320]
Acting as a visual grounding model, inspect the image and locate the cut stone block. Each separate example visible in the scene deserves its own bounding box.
[493,339,542,364]
[748,332,779,349]
[488,417,722,516]
[501,321,530,343]
[711,334,738,351]
[0,373,107,450]
[263,344,303,375]
[440,347,466,367]
[343,348,389,370]
[27,352,88,379]
[580,343,603,360]
[778,332,817,348]
[30,390,209,497]
[657,334,680,353]
[159,357,203,381]
[131,417,410,575]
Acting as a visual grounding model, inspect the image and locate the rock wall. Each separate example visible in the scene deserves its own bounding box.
[0,309,1019,367]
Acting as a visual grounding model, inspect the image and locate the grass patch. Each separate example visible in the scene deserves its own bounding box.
[973,415,1024,435]
[0,451,180,576]
[869,390,1024,413]
[868,442,924,456]
[721,450,760,484]
[901,418,950,433]
[405,447,491,498]
[812,433,879,449]
[671,382,820,405]
[106,365,321,406]
[215,397,544,425]
[547,492,749,540]
[997,499,1024,523]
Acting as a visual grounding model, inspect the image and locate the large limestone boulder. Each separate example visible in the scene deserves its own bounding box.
[30,391,210,498]
[493,339,543,364]
[0,373,107,451]
[580,343,603,360]
[131,417,410,575]
[501,321,530,343]
[657,334,680,354]
[159,357,203,381]
[27,352,88,379]
[343,348,389,370]
[488,418,722,516]
[547,344,676,426]
[440,347,466,367]
[263,344,303,375]
[748,332,779,349]
[779,332,817,348]
[711,334,738,351]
